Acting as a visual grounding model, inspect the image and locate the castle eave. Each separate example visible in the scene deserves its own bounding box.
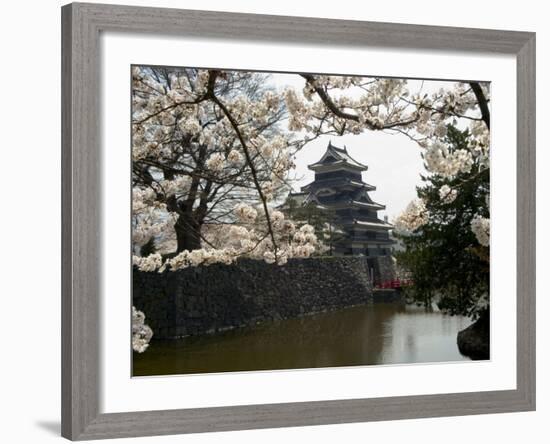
[352,220,394,229]
[351,200,384,209]
[350,180,376,190]
[308,161,366,173]
[351,238,396,246]
[301,179,375,193]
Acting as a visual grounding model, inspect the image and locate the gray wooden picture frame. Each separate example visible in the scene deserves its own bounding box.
[61,2,536,440]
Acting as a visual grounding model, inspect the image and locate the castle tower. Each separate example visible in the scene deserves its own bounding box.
[300,142,395,257]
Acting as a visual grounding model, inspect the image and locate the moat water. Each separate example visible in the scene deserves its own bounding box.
[133,303,472,376]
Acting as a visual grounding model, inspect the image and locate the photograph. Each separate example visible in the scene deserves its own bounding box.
[130,65,491,377]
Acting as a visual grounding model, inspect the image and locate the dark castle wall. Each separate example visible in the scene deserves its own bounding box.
[367,256,397,282]
[133,256,399,339]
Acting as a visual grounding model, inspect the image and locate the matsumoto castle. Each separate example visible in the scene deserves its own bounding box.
[289,142,395,257]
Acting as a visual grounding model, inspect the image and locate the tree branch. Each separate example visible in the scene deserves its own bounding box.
[469,82,490,129]
[301,74,418,130]
[209,90,279,258]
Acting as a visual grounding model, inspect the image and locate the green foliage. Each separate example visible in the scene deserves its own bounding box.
[396,126,489,318]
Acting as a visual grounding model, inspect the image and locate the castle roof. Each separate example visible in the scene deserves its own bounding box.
[350,200,385,210]
[354,220,393,229]
[308,142,368,171]
[347,219,394,232]
[301,178,375,193]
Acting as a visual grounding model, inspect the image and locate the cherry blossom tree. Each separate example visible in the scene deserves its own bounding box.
[132,67,319,272]
[394,126,490,318]
[132,67,293,252]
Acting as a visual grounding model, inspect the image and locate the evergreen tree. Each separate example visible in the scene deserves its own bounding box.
[396,126,489,318]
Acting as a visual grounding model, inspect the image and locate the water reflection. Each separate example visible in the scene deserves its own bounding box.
[133,303,472,376]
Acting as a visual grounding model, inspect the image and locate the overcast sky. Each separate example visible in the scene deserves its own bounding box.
[265,73,460,221]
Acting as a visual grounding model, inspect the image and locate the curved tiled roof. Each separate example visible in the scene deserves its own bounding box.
[308,142,368,170]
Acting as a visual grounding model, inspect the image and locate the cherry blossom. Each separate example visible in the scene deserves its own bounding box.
[134,207,320,272]
[393,199,429,233]
[471,216,490,247]
[132,306,153,353]
[439,185,458,204]
[234,203,258,223]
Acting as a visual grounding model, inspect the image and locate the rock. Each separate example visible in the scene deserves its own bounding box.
[457,309,490,360]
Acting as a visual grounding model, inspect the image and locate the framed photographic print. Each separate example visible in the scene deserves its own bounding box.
[61,2,536,440]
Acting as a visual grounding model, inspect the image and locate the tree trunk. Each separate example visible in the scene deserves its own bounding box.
[174,213,202,252]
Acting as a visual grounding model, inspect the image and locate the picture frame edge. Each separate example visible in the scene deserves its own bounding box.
[515,32,536,412]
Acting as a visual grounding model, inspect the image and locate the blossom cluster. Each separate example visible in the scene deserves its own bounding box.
[132,306,153,353]
[133,253,163,272]
[393,199,429,233]
[227,149,243,165]
[206,152,225,172]
[133,204,320,272]
[468,120,490,170]
[424,142,474,178]
[132,67,299,254]
[438,184,458,204]
[471,216,490,247]
[284,75,490,199]
[234,202,258,223]
[133,67,294,185]
[132,204,178,248]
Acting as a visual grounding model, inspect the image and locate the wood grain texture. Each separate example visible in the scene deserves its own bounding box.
[516,34,536,410]
[76,2,531,53]
[62,3,101,439]
[61,2,536,440]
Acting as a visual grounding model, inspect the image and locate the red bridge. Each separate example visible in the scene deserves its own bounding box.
[374,279,413,290]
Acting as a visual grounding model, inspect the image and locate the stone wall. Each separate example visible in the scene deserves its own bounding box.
[133,256,399,339]
[367,256,397,283]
